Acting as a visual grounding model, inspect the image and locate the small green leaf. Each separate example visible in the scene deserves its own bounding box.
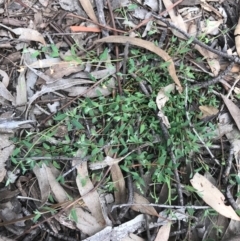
[71,119,84,130]
[99,48,108,61]
[54,113,67,121]
[70,208,78,223]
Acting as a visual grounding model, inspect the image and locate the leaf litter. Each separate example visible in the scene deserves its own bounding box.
[1,0,240,240]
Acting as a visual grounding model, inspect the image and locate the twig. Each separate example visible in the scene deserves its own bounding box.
[152,14,240,64]
[191,62,235,88]
[226,185,239,210]
[67,13,127,34]
[185,84,220,165]
[223,144,234,185]
[122,41,130,84]
[112,203,210,210]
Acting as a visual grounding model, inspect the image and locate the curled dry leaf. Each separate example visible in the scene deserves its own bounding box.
[190,173,240,221]
[44,164,69,203]
[221,94,240,132]
[11,28,46,45]
[78,0,98,22]
[162,0,187,39]
[0,82,14,102]
[73,151,106,227]
[199,105,219,119]
[195,45,220,76]
[33,165,51,207]
[132,192,159,217]
[154,222,171,241]
[110,164,127,205]
[95,36,182,92]
[235,17,240,56]
[156,84,175,128]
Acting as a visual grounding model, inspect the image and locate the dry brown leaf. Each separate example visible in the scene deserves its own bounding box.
[33,165,51,207]
[39,0,48,7]
[95,36,182,92]
[29,58,61,68]
[201,19,223,35]
[195,45,220,76]
[11,28,46,45]
[111,164,127,205]
[154,222,171,241]
[73,155,106,227]
[78,0,98,22]
[156,84,175,111]
[75,207,103,236]
[132,192,159,217]
[16,68,27,108]
[0,82,14,102]
[43,62,84,81]
[45,165,68,202]
[162,0,187,39]
[199,105,219,119]
[235,17,240,56]
[190,173,240,221]
[65,77,115,97]
[0,134,14,182]
[221,94,240,132]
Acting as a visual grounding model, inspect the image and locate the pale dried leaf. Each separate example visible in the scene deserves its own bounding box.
[162,0,187,39]
[0,119,35,129]
[154,222,171,241]
[156,84,175,111]
[132,192,159,217]
[79,0,98,22]
[234,17,240,56]
[29,58,61,68]
[33,165,51,207]
[11,28,46,45]
[45,164,68,202]
[43,62,84,81]
[199,105,219,119]
[75,207,103,236]
[16,68,27,107]
[201,19,223,35]
[111,164,127,204]
[0,82,14,102]
[195,45,220,76]
[66,78,115,97]
[0,70,9,87]
[82,214,147,241]
[190,173,240,221]
[221,94,240,132]
[95,36,182,92]
[144,0,158,11]
[26,79,94,117]
[73,153,106,227]
[39,0,48,7]
[0,134,14,182]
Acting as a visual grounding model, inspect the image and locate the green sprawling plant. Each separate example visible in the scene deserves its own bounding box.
[11,36,221,226]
